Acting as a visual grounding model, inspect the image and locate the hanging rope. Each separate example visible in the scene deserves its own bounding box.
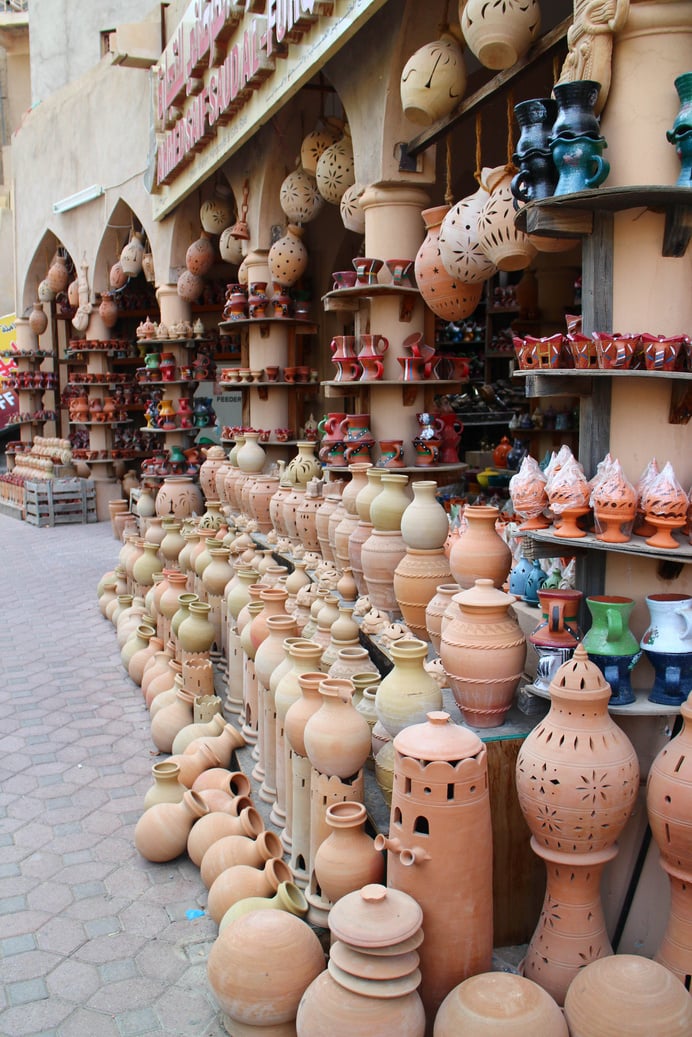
[474,111,483,184]
[506,91,517,173]
[445,137,454,207]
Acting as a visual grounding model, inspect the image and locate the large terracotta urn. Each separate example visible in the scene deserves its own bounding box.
[155,476,204,521]
[448,505,512,590]
[515,645,640,1006]
[414,205,484,320]
[394,548,452,640]
[360,529,408,613]
[435,972,567,1037]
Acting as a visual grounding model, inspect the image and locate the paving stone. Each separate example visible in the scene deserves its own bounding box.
[7,975,50,1005]
[35,916,88,957]
[1,932,37,956]
[115,1006,163,1036]
[45,959,101,1003]
[57,1007,122,1037]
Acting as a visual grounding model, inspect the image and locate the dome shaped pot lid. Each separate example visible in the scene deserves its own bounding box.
[394,710,483,761]
[328,883,422,948]
[455,577,517,610]
[549,643,611,704]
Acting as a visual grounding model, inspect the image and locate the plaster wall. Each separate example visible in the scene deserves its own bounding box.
[28,0,159,103]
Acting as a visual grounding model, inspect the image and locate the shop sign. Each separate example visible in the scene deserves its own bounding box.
[151,0,386,219]
[0,313,19,430]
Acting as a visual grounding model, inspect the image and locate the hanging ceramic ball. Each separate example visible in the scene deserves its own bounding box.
[268,224,308,287]
[279,165,324,224]
[200,186,233,234]
[67,278,80,308]
[438,173,497,284]
[38,279,55,302]
[477,167,537,272]
[109,260,128,290]
[460,0,542,71]
[46,254,70,294]
[415,204,484,320]
[236,255,249,286]
[120,231,145,276]
[177,269,205,303]
[219,227,244,265]
[339,181,366,234]
[28,301,48,336]
[400,32,467,126]
[315,126,355,205]
[186,232,216,276]
[300,116,343,175]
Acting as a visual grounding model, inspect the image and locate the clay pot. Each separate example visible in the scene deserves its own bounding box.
[142,760,185,811]
[297,968,425,1037]
[438,176,496,284]
[461,0,541,71]
[313,801,384,903]
[435,972,568,1036]
[304,679,371,779]
[400,32,466,126]
[200,829,284,888]
[207,912,325,1029]
[187,806,264,867]
[414,205,484,320]
[220,880,307,930]
[150,684,195,752]
[186,232,215,276]
[192,768,251,797]
[268,223,309,287]
[28,300,48,336]
[393,548,452,640]
[360,529,407,612]
[207,856,293,925]
[448,505,512,590]
[563,954,692,1037]
[369,472,411,532]
[400,481,449,549]
[477,167,538,271]
[280,165,324,223]
[375,639,442,737]
[181,722,244,772]
[440,580,526,727]
[134,789,209,862]
[516,645,640,1005]
[425,583,460,654]
[177,600,215,655]
[155,476,204,521]
[315,125,355,204]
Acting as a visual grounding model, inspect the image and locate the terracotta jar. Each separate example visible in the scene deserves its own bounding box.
[171,741,223,789]
[425,582,460,654]
[563,954,692,1037]
[369,472,412,532]
[313,801,384,904]
[360,529,407,612]
[375,639,442,738]
[132,542,164,593]
[206,911,325,1032]
[530,588,583,693]
[155,476,204,521]
[220,880,308,929]
[200,829,284,889]
[435,972,568,1037]
[134,788,209,862]
[255,614,298,807]
[247,474,280,533]
[414,205,484,320]
[646,692,692,982]
[515,645,640,1006]
[150,683,195,753]
[199,445,227,500]
[276,643,325,845]
[172,709,226,755]
[182,720,245,770]
[304,679,371,779]
[440,579,526,727]
[142,760,185,811]
[476,166,537,271]
[438,175,495,284]
[461,0,541,70]
[207,857,293,925]
[328,646,379,684]
[400,480,450,550]
[177,600,215,655]
[316,492,342,562]
[393,548,452,640]
[374,712,492,1020]
[186,806,264,868]
[448,505,512,590]
[286,671,326,886]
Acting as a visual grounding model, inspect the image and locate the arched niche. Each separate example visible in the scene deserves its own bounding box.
[21,230,77,317]
[93,198,152,296]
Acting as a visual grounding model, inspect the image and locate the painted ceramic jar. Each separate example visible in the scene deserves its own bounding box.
[155,476,204,521]
[641,593,692,706]
[530,588,583,692]
[582,595,640,706]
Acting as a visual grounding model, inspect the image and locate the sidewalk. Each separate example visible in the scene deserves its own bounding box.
[0,515,227,1037]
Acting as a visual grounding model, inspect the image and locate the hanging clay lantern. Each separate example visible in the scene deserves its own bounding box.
[200,184,233,234]
[141,252,155,282]
[340,181,366,234]
[280,165,324,224]
[477,166,537,271]
[400,32,467,126]
[300,115,343,174]
[37,279,55,302]
[99,292,119,329]
[415,205,484,320]
[438,174,497,284]
[28,300,48,336]
[120,230,145,276]
[268,224,308,287]
[177,269,204,303]
[186,231,216,276]
[219,227,244,265]
[46,253,69,293]
[109,260,128,290]
[315,125,355,205]
[67,278,80,307]
[460,0,542,71]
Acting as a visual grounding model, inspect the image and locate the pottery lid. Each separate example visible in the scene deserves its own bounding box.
[329,940,420,981]
[328,883,423,949]
[455,578,516,610]
[394,711,483,761]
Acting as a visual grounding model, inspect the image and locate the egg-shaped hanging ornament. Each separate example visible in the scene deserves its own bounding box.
[177,269,205,303]
[38,279,55,302]
[186,231,216,276]
[268,224,308,287]
[200,185,233,234]
[279,165,324,224]
[315,125,355,205]
[300,116,343,175]
[438,173,497,284]
[109,260,128,290]
[120,231,145,276]
[477,167,537,272]
[460,0,542,71]
[340,182,366,234]
[400,32,467,126]
[219,228,244,265]
[415,204,484,320]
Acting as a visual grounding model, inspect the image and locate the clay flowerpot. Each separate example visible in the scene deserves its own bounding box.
[414,205,484,320]
[313,801,384,904]
[134,788,209,862]
[448,505,512,590]
[515,645,640,1005]
[440,580,526,727]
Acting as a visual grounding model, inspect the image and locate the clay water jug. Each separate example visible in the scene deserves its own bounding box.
[313,801,384,904]
[448,505,511,590]
[583,595,640,706]
[142,760,185,811]
[134,789,209,862]
[177,600,215,655]
[375,638,442,737]
[207,856,293,925]
[200,829,284,889]
[304,678,371,779]
[400,480,449,549]
[530,588,583,692]
[394,548,452,640]
[187,806,264,867]
[369,472,411,532]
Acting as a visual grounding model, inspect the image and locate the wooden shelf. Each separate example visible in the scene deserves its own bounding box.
[514,186,692,258]
[321,284,419,322]
[326,462,468,475]
[138,426,201,435]
[522,526,692,571]
[322,377,468,406]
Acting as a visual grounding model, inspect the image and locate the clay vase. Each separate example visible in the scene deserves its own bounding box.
[286,672,326,886]
[313,801,384,904]
[440,579,526,727]
[200,829,284,889]
[134,789,209,862]
[393,548,452,640]
[375,639,442,738]
[582,595,640,706]
[207,856,293,925]
[448,505,511,590]
[646,692,692,983]
[414,205,484,320]
[183,721,245,770]
[220,880,308,929]
[369,472,412,532]
[641,593,692,707]
[515,644,640,1006]
[143,760,186,811]
[360,529,408,613]
[399,481,449,550]
[425,583,460,654]
[477,166,537,271]
[187,806,264,868]
[256,614,298,806]
[435,972,568,1037]
[177,600,215,656]
[206,911,325,1032]
[563,954,692,1037]
[304,678,371,779]
[171,742,224,789]
[155,476,204,521]
[150,684,196,753]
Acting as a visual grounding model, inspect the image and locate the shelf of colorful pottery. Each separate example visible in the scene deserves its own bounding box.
[137,426,200,435]
[522,680,680,718]
[1,349,55,361]
[513,185,692,258]
[322,284,420,322]
[523,526,692,572]
[220,438,301,446]
[67,419,133,426]
[217,318,318,340]
[134,336,214,347]
[135,379,200,387]
[322,377,468,407]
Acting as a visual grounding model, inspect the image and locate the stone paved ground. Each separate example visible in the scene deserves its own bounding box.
[0,514,228,1037]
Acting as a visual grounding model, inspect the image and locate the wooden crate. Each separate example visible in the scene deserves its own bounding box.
[0,478,25,517]
[24,478,97,527]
